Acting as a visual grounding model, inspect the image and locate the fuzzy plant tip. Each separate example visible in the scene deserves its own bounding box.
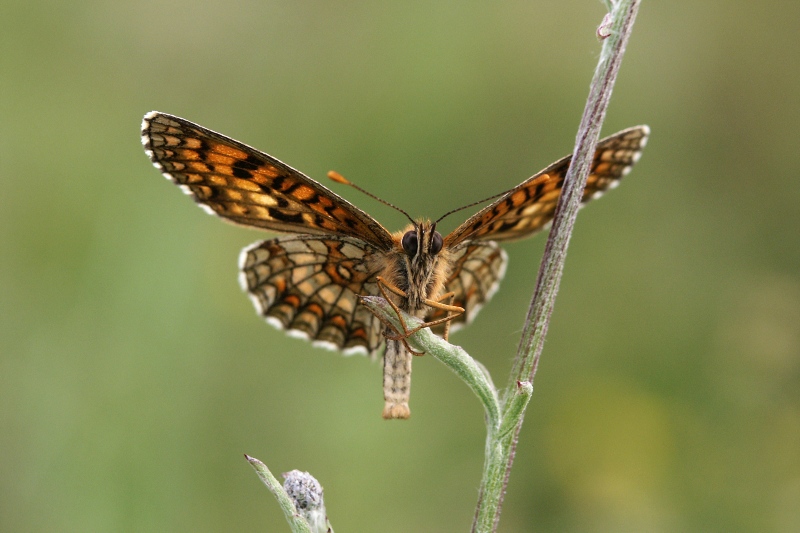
[283,470,331,533]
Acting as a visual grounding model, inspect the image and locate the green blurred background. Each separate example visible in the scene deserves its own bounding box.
[2,1,799,531]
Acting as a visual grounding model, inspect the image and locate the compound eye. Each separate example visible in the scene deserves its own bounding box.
[401,231,418,257]
[430,231,443,255]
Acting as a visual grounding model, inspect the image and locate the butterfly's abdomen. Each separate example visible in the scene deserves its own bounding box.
[382,339,412,419]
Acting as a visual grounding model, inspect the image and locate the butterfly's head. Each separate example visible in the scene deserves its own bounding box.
[400,220,443,261]
[394,220,448,311]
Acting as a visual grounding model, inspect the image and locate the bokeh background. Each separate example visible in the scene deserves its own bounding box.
[2,1,799,531]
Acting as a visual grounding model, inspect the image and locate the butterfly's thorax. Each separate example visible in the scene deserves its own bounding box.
[382,222,451,317]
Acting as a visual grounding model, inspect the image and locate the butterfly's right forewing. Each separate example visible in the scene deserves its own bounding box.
[432,126,649,335]
[445,126,650,246]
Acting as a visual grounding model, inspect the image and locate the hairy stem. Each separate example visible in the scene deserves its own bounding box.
[472,2,642,531]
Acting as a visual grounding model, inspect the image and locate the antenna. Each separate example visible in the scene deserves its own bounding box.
[328,171,416,226]
[434,188,514,225]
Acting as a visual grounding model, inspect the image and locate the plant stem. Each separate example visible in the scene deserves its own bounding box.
[472,2,642,531]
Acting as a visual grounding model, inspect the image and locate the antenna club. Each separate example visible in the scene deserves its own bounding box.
[327,170,351,185]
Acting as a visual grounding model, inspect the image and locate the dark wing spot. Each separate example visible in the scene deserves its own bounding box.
[234,154,261,171]
[232,155,260,179]
[496,220,518,233]
[232,166,252,179]
[313,213,327,227]
[267,208,305,224]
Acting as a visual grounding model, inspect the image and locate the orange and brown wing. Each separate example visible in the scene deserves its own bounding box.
[445,126,649,246]
[239,234,385,357]
[429,241,508,332]
[141,112,394,250]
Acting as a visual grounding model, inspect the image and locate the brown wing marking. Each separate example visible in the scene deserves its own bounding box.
[429,241,508,333]
[238,235,384,356]
[142,111,394,250]
[445,126,649,246]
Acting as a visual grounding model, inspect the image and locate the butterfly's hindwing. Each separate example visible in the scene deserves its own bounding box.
[239,235,384,356]
[429,241,508,332]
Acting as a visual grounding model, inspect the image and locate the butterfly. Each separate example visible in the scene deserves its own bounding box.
[141,111,648,419]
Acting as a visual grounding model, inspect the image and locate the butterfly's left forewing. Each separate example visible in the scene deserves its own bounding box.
[142,112,394,250]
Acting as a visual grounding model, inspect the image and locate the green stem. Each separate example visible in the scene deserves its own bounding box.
[497,381,533,440]
[474,2,642,531]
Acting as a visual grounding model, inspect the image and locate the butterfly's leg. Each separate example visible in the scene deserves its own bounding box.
[371,277,465,352]
[374,276,411,333]
[361,297,422,356]
[402,296,465,340]
[372,277,424,356]
[438,292,457,342]
[382,333,424,356]
[375,275,427,336]
[380,292,464,345]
